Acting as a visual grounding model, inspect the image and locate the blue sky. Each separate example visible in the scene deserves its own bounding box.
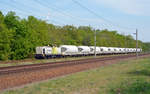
[0,0,150,42]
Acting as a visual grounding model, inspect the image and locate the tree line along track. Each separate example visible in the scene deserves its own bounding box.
[0,53,148,76]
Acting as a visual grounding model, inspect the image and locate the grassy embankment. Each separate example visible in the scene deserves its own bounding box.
[2,56,150,94]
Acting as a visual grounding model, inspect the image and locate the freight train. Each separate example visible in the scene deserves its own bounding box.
[35,45,142,59]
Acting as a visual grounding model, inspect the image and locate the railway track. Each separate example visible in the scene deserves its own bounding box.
[0,53,149,91]
[0,53,148,76]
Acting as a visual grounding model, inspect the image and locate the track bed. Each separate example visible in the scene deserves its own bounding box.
[0,54,149,91]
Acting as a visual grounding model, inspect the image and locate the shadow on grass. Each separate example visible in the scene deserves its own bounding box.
[128,69,150,77]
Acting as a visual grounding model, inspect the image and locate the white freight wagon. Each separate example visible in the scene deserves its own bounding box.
[89,46,101,54]
[99,47,109,54]
[77,46,90,55]
[60,45,78,56]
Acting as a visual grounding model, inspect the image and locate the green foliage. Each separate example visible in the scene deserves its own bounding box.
[0,11,149,60]
[0,24,12,60]
[142,42,150,52]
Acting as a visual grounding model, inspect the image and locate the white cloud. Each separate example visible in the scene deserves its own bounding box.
[94,0,150,16]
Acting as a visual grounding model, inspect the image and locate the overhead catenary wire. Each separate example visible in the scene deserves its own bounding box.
[5,0,115,31]
[71,0,135,31]
[9,0,47,18]
[3,0,135,33]
[34,0,111,30]
[46,13,66,26]
[2,0,66,26]
[34,0,78,24]
[35,0,98,24]
[1,1,49,20]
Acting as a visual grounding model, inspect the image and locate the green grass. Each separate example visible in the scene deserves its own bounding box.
[110,79,150,94]
[2,56,150,94]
